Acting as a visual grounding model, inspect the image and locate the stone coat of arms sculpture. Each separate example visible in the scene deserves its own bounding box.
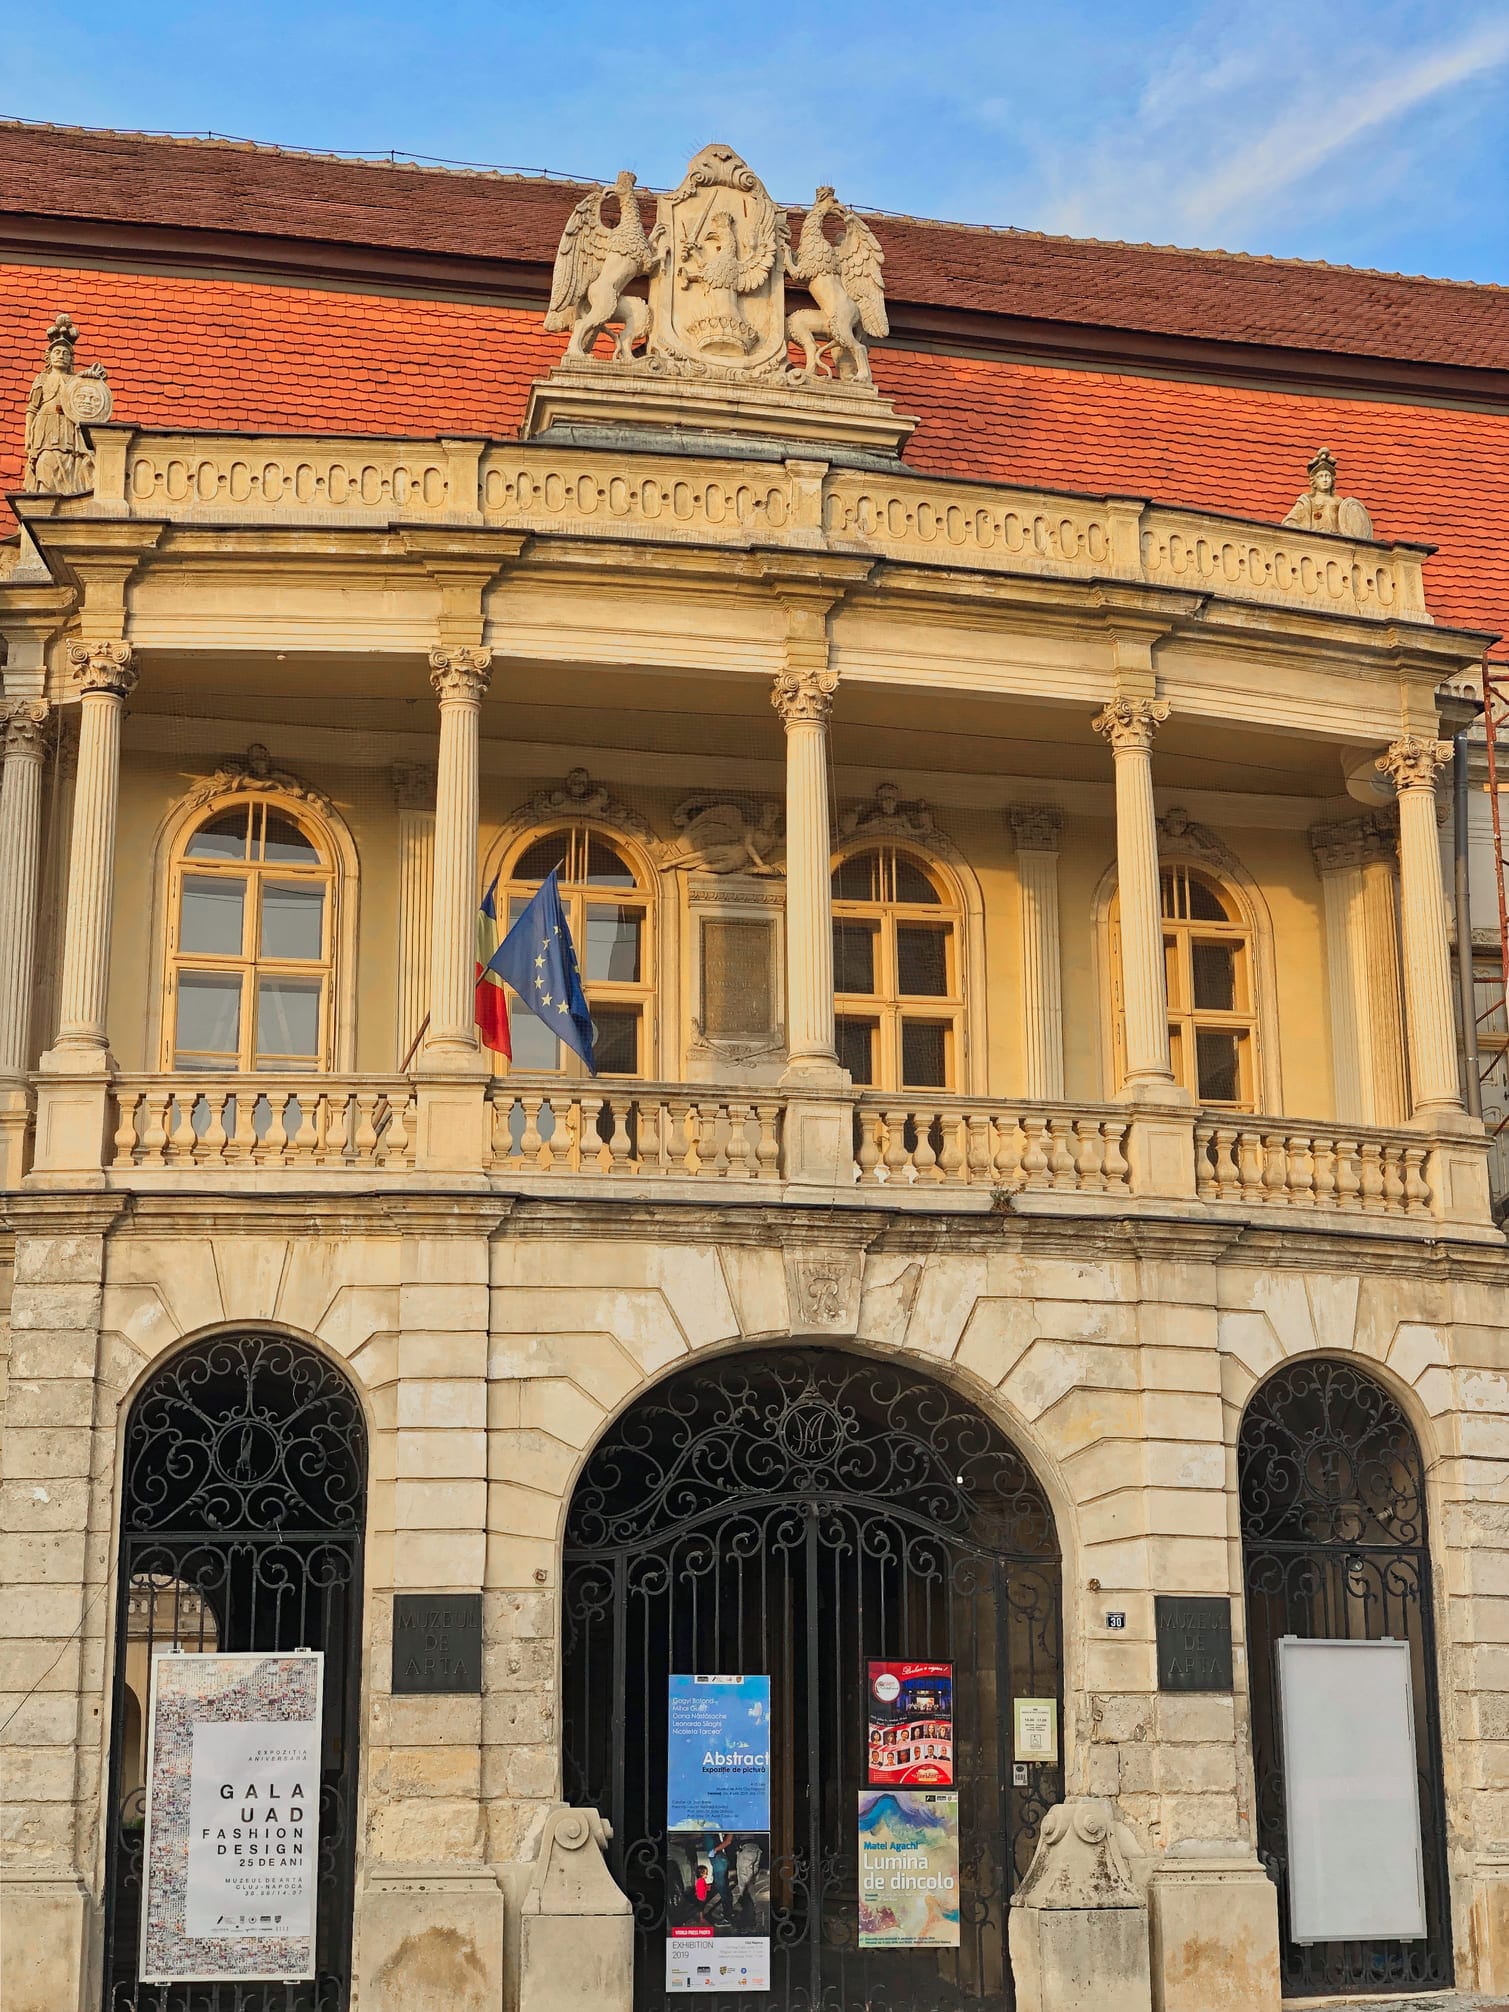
[528,142,915,456]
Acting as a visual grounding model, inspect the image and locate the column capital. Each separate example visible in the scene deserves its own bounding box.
[390,759,437,811]
[428,646,492,701]
[1092,695,1169,753]
[1,699,50,761]
[66,638,136,699]
[1308,811,1395,875]
[1008,804,1063,852]
[1377,734,1451,791]
[772,666,838,727]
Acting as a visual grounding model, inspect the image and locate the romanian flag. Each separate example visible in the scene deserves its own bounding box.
[475,873,512,1060]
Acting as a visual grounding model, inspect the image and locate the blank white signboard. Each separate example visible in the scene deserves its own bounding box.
[1277,1637,1426,1944]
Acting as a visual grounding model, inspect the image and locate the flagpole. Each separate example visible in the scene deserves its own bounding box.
[398,1014,430,1075]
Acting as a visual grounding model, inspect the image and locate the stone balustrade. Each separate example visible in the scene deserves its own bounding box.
[488,1080,784,1179]
[87,1072,1493,1230]
[110,1075,416,1169]
[1195,1118,1433,1217]
[854,1098,1130,1193]
[79,426,1429,627]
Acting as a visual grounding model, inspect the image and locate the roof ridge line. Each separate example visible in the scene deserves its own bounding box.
[2,114,1503,297]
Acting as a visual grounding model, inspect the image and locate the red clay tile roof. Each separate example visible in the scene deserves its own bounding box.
[1,121,1506,375]
[3,260,1505,654]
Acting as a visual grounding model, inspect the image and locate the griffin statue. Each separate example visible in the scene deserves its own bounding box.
[784,189,889,384]
[545,171,656,362]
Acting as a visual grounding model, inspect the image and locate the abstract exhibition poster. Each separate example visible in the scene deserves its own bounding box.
[866,1661,954,1787]
[667,1673,771,1831]
[857,1789,961,1949]
[139,1651,323,1984]
[665,1830,772,1992]
[666,1675,771,1991]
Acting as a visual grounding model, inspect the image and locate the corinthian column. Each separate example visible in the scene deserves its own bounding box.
[1377,735,1463,1120]
[1092,696,1177,1097]
[0,701,50,1077]
[423,648,491,1065]
[772,664,839,1082]
[1009,805,1066,1100]
[1309,814,1408,1126]
[51,641,136,1057]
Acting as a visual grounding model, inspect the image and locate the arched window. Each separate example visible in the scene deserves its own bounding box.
[163,799,335,1072]
[832,845,963,1091]
[501,825,652,1076]
[1111,862,1259,1109]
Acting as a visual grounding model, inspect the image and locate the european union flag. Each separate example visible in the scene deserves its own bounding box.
[485,869,597,1075]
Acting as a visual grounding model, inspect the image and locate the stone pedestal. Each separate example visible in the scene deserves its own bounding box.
[0,1870,91,2012]
[358,1864,505,2012]
[1146,1846,1279,2012]
[504,1806,632,2012]
[1123,1106,1197,1201]
[1009,1798,1152,2012]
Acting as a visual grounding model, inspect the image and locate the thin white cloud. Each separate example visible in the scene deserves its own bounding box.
[1188,16,1509,230]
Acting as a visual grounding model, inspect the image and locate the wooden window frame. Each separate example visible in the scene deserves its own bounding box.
[1110,863,1260,1111]
[832,843,964,1094]
[499,823,655,1079]
[161,797,335,1073]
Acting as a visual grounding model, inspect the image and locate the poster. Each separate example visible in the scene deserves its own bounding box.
[667,1675,771,1832]
[857,1790,960,1948]
[665,1831,771,1992]
[1013,1697,1058,1763]
[866,1662,953,1787]
[139,1650,323,1984]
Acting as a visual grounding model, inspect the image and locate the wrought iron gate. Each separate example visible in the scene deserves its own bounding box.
[1239,1357,1452,1996]
[102,1334,366,2012]
[562,1349,1063,2012]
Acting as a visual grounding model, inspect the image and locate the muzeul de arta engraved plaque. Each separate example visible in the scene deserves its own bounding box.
[139,1650,323,1984]
[528,142,917,456]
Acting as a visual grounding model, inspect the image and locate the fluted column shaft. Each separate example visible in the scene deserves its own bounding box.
[424,649,491,1061]
[0,701,50,1075]
[54,643,135,1053]
[1094,697,1174,1092]
[1379,736,1463,1118]
[1310,814,1408,1126]
[1009,805,1066,1100]
[773,666,838,1077]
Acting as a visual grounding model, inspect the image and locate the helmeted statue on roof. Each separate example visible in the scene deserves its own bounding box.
[785,187,889,384]
[24,313,113,495]
[1282,448,1374,540]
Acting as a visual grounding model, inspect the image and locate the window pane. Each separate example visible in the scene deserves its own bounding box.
[833,921,877,995]
[832,850,880,902]
[585,836,636,888]
[179,875,245,955]
[255,977,321,1062]
[515,834,568,882]
[508,996,561,1070]
[836,1017,875,1086]
[591,1007,639,1075]
[262,812,320,864]
[1191,940,1237,1012]
[897,923,950,996]
[892,857,941,905]
[901,1020,949,1089]
[185,809,250,861]
[585,904,642,982]
[1195,1028,1242,1104]
[261,881,325,960]
[1187,876,1230,922]
[175,972,241,1060]
[702,918,774,1038]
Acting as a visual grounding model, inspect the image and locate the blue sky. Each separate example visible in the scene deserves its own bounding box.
[6,0,1508,283]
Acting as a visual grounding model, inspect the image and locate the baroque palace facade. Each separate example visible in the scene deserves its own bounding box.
[1,121,1507,2012]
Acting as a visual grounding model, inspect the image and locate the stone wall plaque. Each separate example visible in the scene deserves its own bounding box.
[1155,1595,1234,1692]
[391,1594,483,1694]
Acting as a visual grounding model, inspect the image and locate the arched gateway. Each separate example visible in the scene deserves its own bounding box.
[562,1348,1063,2011]
[101,1334,367,2011]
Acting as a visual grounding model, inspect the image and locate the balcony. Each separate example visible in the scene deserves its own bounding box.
[87,1068,1497,1235]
